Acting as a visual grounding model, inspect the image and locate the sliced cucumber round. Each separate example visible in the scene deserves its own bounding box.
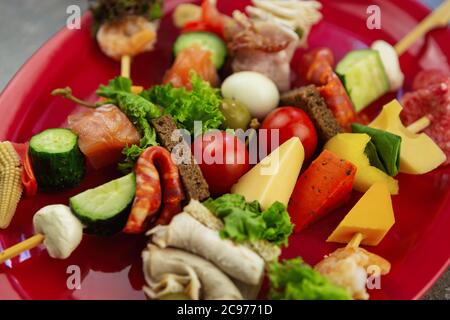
[174,31,227,69]
[336,49,390,112]
[29,128,85,191]
[69,173,136,236]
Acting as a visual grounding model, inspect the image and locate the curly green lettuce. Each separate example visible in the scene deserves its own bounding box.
[142,73,224,136]
[96,76,162,171]
[203,194,293,246]
[268,258,352,300]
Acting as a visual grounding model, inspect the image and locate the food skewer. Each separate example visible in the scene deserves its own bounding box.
[0,204,84,264]
[372,1,450,134]
[335,0,449,118]
[91,0,163,79]
[316,183,394,299]
[0,1,446,282]
[393,0,450,133]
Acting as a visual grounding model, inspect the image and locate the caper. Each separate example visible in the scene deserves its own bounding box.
[220,98,251,130]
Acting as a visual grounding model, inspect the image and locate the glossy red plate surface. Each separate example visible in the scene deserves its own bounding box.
[0,0,449,300]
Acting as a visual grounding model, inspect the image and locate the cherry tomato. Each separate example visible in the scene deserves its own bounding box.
[260,107,318,161]
[192,131,251,196]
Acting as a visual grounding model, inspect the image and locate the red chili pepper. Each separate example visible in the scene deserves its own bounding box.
[11,142,38,197]
[23,150,38,196]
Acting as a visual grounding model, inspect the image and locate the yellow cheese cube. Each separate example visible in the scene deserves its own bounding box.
[231,137,304,210]
[370,100,446,174]
[327,182,395,246]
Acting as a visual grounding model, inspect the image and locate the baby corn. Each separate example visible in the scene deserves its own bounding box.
[0,142,23,229]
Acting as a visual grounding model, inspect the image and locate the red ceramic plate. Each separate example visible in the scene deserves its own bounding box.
[0,0,449,300]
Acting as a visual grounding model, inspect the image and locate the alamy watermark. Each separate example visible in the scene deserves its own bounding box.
[66,265,81,290]
[66,5,81,30]
[367,5,381,30]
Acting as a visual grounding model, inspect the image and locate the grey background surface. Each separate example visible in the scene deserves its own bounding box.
[0,0,448,300]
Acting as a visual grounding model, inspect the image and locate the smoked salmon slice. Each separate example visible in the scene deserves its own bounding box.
[68,104,140,169]
[163,45,219,89]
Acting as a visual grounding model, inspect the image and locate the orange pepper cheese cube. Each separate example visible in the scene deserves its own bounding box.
[327,182,395,246]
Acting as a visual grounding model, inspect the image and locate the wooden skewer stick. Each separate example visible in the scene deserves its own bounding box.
[395,0,450,56]
[346,232,364,249]
[0,233,45,264]
[406,116,431,134]
[121,55,131,78]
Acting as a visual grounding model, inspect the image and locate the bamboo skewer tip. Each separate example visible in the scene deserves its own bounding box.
[121,55,131,79]
[347,232,364,249]
[394,0,450,56]
[0,233,45,264]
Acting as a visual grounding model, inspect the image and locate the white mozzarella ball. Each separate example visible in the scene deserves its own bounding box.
[221,71,280,119]
[33,205,83,259]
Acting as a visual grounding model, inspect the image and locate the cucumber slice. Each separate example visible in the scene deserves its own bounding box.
[29,128,85,191]
[70,173,136,236]
[336,49,390,112]
[174,32,227,69]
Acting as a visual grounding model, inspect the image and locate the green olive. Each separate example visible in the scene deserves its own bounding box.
[220,98,251,130]
[159,292,191,300]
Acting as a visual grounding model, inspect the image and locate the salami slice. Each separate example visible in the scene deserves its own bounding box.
[401,70,450,165]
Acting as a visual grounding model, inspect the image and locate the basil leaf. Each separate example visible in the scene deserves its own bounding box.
[352,123,401,176]
[364,140,386,172]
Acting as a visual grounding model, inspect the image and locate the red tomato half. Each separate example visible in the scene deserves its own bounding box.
[260,107,318,161]
[192,131,251,196]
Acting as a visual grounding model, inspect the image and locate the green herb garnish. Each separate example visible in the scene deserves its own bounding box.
[268,258,352,300]
[352,123,401,176]
[142,73,224,136]
[203,194,293,246]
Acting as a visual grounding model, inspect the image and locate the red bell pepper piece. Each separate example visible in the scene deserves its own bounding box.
[11,142,38,197]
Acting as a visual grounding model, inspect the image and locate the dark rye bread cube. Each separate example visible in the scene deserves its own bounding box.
[281,85,343,143]
[151,115,210,201]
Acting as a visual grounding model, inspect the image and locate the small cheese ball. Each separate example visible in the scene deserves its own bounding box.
[33,205,83,259]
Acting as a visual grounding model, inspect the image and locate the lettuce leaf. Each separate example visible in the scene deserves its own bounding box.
[96,76,162,171]
[142,73,224,136]
[203,194,293,246]
[268,258,352,300]
[261,202,295,245]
